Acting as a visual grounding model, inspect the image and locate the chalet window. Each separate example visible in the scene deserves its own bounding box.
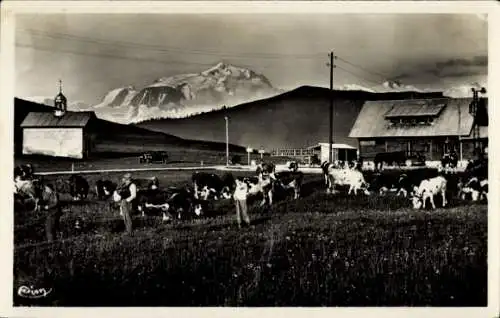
[424,143,431,152]
[360,140,376,146]
[385,101,445,128]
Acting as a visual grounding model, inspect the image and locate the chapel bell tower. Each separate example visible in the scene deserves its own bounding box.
[54,79,67,117]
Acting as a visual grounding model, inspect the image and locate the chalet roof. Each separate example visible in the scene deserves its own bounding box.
[384,100,446,118]
[307,143,357,150]
[461,126,488,140]
[349,98,484,138]
[20,111,96,128]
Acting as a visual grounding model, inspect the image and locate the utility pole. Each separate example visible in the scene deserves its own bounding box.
[327,51,336,163]
[470,87,487,158]
[224,115,229,167]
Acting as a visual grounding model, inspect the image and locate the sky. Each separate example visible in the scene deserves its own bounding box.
[15,13,488,106]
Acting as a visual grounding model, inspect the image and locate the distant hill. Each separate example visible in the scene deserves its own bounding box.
[13,98,248,159]
[135,86,444,150]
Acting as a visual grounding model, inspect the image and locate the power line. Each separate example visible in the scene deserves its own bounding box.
[15,42,222,67]
[336,56,391,82]
[335,65,381,90]
[18,28,324,60]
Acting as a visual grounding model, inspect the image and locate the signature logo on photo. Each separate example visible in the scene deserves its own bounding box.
[17,285,52,299]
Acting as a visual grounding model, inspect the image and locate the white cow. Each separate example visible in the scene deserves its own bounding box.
[410,176,447,209]
[326,168,370,195]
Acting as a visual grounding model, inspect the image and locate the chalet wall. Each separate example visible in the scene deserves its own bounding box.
[358,140,385,159]
[358,137,485,161]
[23,128,83,159]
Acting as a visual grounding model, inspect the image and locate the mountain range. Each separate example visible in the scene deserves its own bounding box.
[90,62,281,123]
[23,62,486,125]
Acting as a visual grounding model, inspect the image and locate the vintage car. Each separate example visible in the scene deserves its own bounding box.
[139,151,168,164]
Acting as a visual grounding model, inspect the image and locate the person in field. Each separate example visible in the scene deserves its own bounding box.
[234,177,250,228]
[119,173,138,235]
[40,183,62,242]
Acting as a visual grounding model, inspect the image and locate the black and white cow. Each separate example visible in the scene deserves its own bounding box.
[95,179,118,200]
[68,175,89,201]
[256,162,276,178]
[274,170,304,200]
[148,177,160,190]
[395,169,441,197]
[191,172,233,201]
[287,161,299,172]
[321,161,334,187]
[14,164,35,181]
[245,175,274,207]
[367,172,399,196]
[138,187,204,221]
[441,152,459,169]
[14,177,43,212]
[458,177,488,202]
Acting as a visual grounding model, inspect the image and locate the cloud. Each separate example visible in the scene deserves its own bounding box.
[391,55,487,82]
[435,55,487,69]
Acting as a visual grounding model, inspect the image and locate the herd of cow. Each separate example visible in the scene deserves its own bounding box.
[319,157,488,209]
[13,157,488,226]
[13,162,305,222]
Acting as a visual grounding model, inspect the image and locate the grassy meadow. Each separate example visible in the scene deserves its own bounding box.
[13,169,487,306]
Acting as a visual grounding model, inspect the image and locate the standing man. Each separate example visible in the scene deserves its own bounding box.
[233,177,250,228]
[41,183,62,242]
[120,173,137,235]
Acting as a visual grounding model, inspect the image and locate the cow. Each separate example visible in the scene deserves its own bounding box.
[138,186,204,221]
[287,161,299,172]
[326,168,370,195]
[256,162,276,179]
[464,159,488,180]
[148,177,160,190]
[14,164,35,181]
[441,152,459,169]
[68,175,89,201]
[367,172,399,196]
[14,177,44,212]
[374,151,406,170]
[137,188,173,220]
[95,179,118,200]
[273,170,304,200]
[321,161,335,187]
[410,176,447,210]
[458,177,488,202]
[245,175,274,207]
[191,172,233,201]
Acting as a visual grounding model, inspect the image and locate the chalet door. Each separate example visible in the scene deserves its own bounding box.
[443,139,451,156]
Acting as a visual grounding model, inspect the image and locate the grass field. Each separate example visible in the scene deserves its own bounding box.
[13,169,487,307]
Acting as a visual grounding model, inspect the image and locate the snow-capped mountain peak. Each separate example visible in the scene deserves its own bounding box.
[94,86,137,108]
[443,82,488,98]
[91,62,278,124]
[338,84,376,93]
